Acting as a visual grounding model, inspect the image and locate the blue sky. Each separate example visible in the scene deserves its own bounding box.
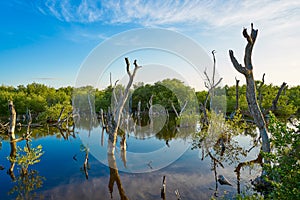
[0,0,299,89]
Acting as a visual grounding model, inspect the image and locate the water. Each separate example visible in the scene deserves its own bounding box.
[0,122,261,200]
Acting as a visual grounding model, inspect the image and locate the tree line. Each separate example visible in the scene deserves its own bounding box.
[0,80,298,122]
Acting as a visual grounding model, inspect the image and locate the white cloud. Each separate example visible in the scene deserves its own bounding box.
[36,0,300,30]
[35,0,300,86]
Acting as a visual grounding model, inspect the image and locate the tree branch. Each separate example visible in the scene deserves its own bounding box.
[212,50,216,86]
[214,78,223,89]
[113,80,119,107]
[271,82,287,111]
[179,100,188,116]
[132,59,142,77]
[243,23,258,71]
[229,50,247,75]
[125,57,130,76]
[204,68,212,88]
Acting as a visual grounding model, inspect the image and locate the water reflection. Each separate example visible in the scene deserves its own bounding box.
[235,154,262,194]
[0,111,264,199]
[8,169,45,199]
[191,112,261,198]
[7,140,45,199]
[108,153,129,200]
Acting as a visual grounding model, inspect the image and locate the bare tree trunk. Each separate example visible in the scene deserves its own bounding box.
[8,101,17,177]
[204,50,223,112]
[235,77,240,111]
[201,50,223,126]
[108,153,129,200]
[83,150,89,180]
[8,101,16,139]
[200,94,209,126]
[229,24,270,153]
[137,100,141,117]
[257,73,265,110]
[107,58,141,155]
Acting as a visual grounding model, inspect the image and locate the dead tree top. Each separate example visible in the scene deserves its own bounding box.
[229,23,258,75]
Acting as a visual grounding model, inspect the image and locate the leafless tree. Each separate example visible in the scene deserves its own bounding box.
[229,23,270,153]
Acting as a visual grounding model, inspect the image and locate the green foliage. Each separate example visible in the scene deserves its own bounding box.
[130,79,198,114]
[0,83,73,119]
[0,81,298,122]
[8,169,45,200]
[234,193,264,200]
[239,113,299,199]
[7,142,45,200]
[95,86,113,112]
[72,85,95,114]
[223,84,298,119]
[227,109,248,133]
[196,90,208,104]
[9,144,44,174]
[261,112,300,199]
[38,103,73,122]
[286,86,300,118]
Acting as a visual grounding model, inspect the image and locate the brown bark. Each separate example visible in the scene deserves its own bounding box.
[108,153,129,200]
[229,24,270,153]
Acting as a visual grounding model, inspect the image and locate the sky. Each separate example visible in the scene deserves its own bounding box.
[0,0,299,90]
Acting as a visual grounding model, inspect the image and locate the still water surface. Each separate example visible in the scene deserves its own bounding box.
[0,123,260,200]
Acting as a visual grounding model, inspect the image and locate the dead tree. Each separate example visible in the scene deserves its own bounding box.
[171,100,188,119]
[235,77,240,111]
[201,50,223,125]
[257,73,265,110]
[8,101,17,177]
[270,82,287,112]
[229,24,270,153]
[107,58,141,155]
[204,50,223,106]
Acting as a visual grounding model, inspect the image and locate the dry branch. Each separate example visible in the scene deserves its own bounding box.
[271,82,287,111]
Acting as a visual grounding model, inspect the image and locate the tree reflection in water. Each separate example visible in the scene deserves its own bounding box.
[8,169,45,200]
[5,101,45,199]
[107,153,129,200]
[8,142,45,199]
[192,111,260,198]
[0,104,262,199]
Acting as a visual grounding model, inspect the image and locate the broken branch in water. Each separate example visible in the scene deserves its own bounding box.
[175,189,181,200]
[161,175,166,199]
[83,150,89,180]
